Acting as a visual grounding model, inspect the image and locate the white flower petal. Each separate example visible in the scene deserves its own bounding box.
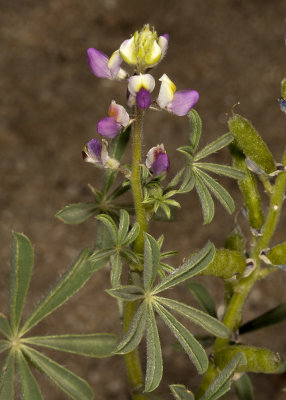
[128,73,155,96]
[108,101,130,127]
[119,37,137,65]
[157,74,176,109]
[144,41,162,66]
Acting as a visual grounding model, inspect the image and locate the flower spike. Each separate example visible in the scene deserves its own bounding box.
[97,101,130,138]
[146,144,170,175]
[87,48,127,80]
[157,74,199,116]
[82,138,120,170]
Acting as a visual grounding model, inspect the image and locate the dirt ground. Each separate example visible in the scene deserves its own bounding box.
[1,0,286,399]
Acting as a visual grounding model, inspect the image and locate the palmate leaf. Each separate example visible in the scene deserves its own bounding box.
[194,132,234,161]
[144,233,160,291]
[152,242,215,294]
[118,209,130,243]
[0,340,10,355]
[188,109,202,152]
[194,168,235,215]
[20,249,93,336]
[22,346,94,400]
[234,374,254,400]
[16,351,43,400]
[194,173,214,224]
[170,384,195,400]
[154,302,208,374]
[187,282,217,318]
[200,353,247,400]
[55,203,98,224]
[10,233,34,335]
[145,304,163,392]
[0,351,15,400]
[106,285,145,301]
[115,302,147,354]
[110,253,122,287]
[155,297,229,338]
[96,214,118,243]
[194,163,245,180]
[0,314,12,339]
[22,333,117,358]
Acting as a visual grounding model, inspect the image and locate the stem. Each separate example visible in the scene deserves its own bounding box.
[198,150,286,397]
[122,106,148,399]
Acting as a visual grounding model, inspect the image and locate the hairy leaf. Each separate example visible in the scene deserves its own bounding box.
[234,374,254,400]
[0,314,12,339]
[16,351,43,399]
[96,214,118,244]
[107,286,145,301]
[194,173,214,224]
[239,303,286,334]
[144,233,160,290]
[118,210,130,243]
[195,163,245,180]
[0,351,15,400]
[187,282,217,318]
[55,203,98,224]
[170,384,195,400]
[188,109,202,152]
[110,253,122,287]
[194,133,234,161]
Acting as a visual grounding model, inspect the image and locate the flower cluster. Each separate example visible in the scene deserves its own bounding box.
[83,24,199,175]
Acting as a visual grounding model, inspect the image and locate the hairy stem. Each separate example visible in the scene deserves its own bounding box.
[123,106,148,398]
[198,150,286,396]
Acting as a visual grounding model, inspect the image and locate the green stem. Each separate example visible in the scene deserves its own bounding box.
[198,151,286,397]
[122,106,148,399]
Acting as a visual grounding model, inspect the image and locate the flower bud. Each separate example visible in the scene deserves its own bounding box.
[146,144,170,175]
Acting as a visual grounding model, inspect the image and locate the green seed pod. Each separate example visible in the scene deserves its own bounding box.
[201,249,246,279]
[228,114,276,174]
[230,144,264,230]
[225,226,245,255]
[281,77,286,99]
[267,243,286,266]
[215,345,282,374]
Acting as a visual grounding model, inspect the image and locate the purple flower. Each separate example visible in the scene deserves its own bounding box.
[82,138,120,170]
[128,74,155,109]
[157,74,199,116]
[146,144,170,176]
[97,101,130,138]
[87,48,127,80]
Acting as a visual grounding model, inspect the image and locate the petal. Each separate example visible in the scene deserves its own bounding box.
[136,88,152,109]
[108,50,122,79]
[83,138,102,164]
[146,146,158,168]
[97,116,121,138]
[169,90,199,116]
[87,48,111,79]
[101,141,120,170]
[120,37,137,65]
[158,34,169,58]
[157,74,176,109]
[279,98,286,113]
[144,40,162,66]
[152,152,170,175]
[108,101,130,127]
[128,74,155,96]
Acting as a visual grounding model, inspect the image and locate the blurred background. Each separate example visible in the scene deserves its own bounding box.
[1,0,286,398]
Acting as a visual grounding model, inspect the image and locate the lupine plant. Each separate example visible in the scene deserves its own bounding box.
[1,24,286,400]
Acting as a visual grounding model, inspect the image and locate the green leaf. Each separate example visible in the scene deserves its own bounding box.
[152,242,215,294]
[10,233,34,334]
[22,346,94,400]
[115,302,147,354]
[168,168,185,191]
[22,333,117,358]
[188,109,202,152]
[106,286,145,301]
[194,163,245,180]
[0,340,10,354]
[55,203,98,224]
[154,302,208,374]
[155,297,229,338]
[228,114,276,174]
[145,304,163,392]
[96,214,118,244]
[187,282,217,318]
[120,248,139,265]
[20,249,93,336]
[144,233,160,290]
[122,222,140,246]
[239,303,286,334]
[200,353,247,400]
[170,384,195,400]
[110,253,122,287]
[118,209,130,243]
[194,173,214,224]
[194,133,234,161]
[178,167,195,194]
[16,351,43,399]
[107,180,131,201]
[0,350,15,400]
[0,314,12,339]
[234,374,254,400]
[195,168,235,215]
[90,248,115,263]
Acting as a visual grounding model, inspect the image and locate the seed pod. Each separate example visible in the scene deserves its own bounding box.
[225,226,245,255]
[215,345,282,374]
[267,243,286,266]
[230,144,264,230]
[228,114,276,174]
[200,249,246,279]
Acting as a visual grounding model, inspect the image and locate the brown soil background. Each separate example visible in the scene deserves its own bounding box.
[1,0,286,399]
